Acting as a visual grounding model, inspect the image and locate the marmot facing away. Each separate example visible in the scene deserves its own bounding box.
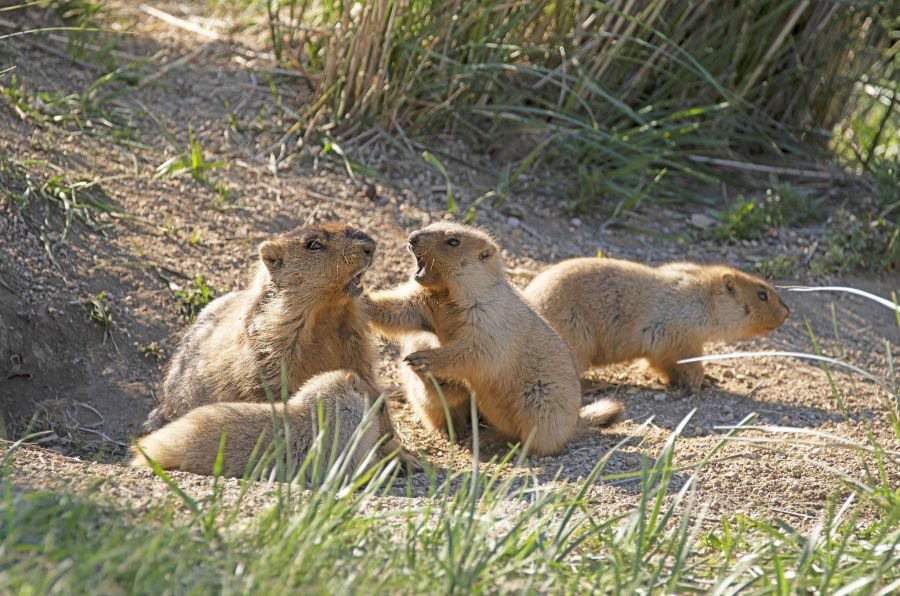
[143,223,379,433]
[523,258,790,391]
[131,370,396,479]
[367,222,622,456]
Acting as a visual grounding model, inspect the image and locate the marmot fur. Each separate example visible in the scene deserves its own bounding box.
[143,223,378,432]
[131,370,397,478]
[367,223,622,456]
[524,258,790,390]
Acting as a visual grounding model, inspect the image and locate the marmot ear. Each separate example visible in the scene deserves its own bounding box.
[479,245,496,261]
[259,240,285,271]
[722,272,736,293]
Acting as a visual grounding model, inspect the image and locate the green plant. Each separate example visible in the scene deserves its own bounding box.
[422,150,461,218]
[0,157,28,208]
[0,159,124,269]
[3,398,898,592]
[755,254,797,279]
[40,175,119,236]
[214,182,232,203]
[80,291,116,350]
[155,126,225,184]
[811,209,900,274]
[0,62,144,138]
[137,342,162,360]
[708,179,822,240]
[833,72,900,182]
[569,163,607,214]
[709,195,771,240]
[7,278,900,591]
[762,180,821,227]
[49,1,103,49]
[0,75,81,125]
[160,218,181,237]
[172,275,215,322]
[868,157,900,208]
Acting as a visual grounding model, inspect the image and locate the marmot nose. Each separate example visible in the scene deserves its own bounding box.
[348,229,375,257]
[408,230,423,246]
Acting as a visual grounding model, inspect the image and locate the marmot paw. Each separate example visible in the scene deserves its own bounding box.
[404,350,434,373]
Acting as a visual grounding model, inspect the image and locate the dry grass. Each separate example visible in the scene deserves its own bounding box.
[256,0,899,209]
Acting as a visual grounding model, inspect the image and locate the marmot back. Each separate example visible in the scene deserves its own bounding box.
[143,223,378,433]
[131,370,385,479]
[367,222,622,456]
[524,257,790,390]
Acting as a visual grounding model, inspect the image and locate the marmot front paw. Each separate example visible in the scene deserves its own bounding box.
[404,350,435,373]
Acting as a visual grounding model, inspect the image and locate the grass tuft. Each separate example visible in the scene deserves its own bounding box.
[80,290,116,349]
[155,126,225,184]
[254,0,898,209]
[172,274,215,322]
[4,405,897,592]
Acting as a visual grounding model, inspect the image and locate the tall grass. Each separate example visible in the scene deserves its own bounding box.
[3,409,899,592]
[262,0,899,209]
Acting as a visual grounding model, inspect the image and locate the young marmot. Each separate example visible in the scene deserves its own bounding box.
[523,258,791,391]
[131,370,395,478]
[142,223,379,433]
[366,222,623,456]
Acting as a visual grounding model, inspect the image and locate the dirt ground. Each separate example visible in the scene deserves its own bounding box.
[1,3,897,529]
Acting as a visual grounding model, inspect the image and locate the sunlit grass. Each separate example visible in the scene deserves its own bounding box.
[3,401,898,592]
[252,0,898,210]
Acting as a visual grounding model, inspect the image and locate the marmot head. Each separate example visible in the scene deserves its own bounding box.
[406,222,503,290]
[713,267,790,339]
[290,369,372,404]
[291,369,396,450]
[258,223,375,299]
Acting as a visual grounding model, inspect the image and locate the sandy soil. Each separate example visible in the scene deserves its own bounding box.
[1,2,897,529]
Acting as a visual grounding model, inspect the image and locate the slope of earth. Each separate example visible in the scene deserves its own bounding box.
[1,2,897,530]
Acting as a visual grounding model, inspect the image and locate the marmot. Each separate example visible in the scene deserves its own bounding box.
[398,330,474,438]
[523,258,791,391]
[143,223,379,432]
[366,222,623,456]
[131,370,396,478]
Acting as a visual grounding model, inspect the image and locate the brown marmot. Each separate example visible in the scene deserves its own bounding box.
[131,370,398,478]
[142,223,379,433]
[366,222,623,456]
[523,258,791,391]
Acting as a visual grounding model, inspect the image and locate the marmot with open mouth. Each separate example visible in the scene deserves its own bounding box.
[366,222,622,456]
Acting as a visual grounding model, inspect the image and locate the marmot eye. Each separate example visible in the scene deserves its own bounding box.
[757,290,768,301]
[447,238,460,247]
[305,239,323,251]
